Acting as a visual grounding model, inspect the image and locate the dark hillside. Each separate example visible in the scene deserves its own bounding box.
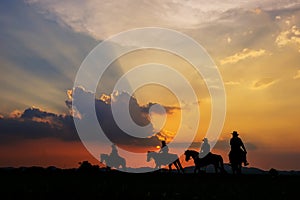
[1,166,299,200]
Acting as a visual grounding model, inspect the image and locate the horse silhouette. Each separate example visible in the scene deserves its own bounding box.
[229,151,243,174]
[184,150,226,174]
[100,153,126,171]
[147,151,184,173]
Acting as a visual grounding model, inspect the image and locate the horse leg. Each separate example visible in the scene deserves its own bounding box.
[237,163,242,174]
[232,163,239,175]
[122,161,126,171]
[173,162,179,173]
[231,163,235,174]
[168,164,173,172]
[177,160,184,174]
[218,156,226,174]
[174,160,183,174]
[214,164,218,173]
[155,164,159,170]
[193,164,198,174]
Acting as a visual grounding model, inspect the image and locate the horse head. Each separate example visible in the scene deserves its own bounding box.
[184,150,191,161]
[185,150,199,161]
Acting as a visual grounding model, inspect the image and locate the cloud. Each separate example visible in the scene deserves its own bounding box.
[8,110,22,118]
[26,0,299,40]
[0,0,98,113]
[141,102,180,115]
[20,107,66,128]
[275,25,300,52]
[67,87,164,148]
[0,107,78,143]
[224,81,241,85]
[251,8,262,15]
[227,36,232,44]
[252,77,277,89]
[1,87,168,149]
[24,0,239,39]
[294,70,300,79]
[220,48,267,65]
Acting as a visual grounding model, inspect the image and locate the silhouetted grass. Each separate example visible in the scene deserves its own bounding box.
[0,168,299,200]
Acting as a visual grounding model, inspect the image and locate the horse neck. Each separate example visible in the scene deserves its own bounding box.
[152,152,158,159]
[190,151,199,159]
[148,152,156,159]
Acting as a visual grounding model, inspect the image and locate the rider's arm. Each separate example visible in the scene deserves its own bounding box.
[241,141,247,153]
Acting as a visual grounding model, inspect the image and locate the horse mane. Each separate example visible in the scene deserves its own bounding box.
[186,149,198,154]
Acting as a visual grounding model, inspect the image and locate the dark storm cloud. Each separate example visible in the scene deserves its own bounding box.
[0,87,162,148]
[0,107,79,144]
[68,87,161,148]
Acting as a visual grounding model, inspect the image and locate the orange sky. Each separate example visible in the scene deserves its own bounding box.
[1,1,300,171]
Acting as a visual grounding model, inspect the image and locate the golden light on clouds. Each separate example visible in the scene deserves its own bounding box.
[252,8,262,15]
[224,81,240,86]
[9,110,22,118]
[276,25,300,52]
[220,48,268,65]
[227,37,232,44]
[251,78,277,89]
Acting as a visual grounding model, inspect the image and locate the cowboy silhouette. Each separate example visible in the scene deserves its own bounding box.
[159,140,169,154]
[229,131,249,166]
[199,138,211,158]
[110,144,119,159]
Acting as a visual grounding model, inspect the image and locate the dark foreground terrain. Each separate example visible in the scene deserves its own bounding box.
[1,167,299,200]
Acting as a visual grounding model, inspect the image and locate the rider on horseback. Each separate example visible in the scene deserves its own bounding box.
[159,140,169,154]
[158,140,170,161]
[199,138,211,158]
[229,131,249,166]
[110,144,120,160]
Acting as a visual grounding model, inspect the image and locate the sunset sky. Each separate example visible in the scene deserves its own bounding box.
[1,0,300,171]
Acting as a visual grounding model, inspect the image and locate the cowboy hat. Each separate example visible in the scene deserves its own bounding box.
[231,131,239,136]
